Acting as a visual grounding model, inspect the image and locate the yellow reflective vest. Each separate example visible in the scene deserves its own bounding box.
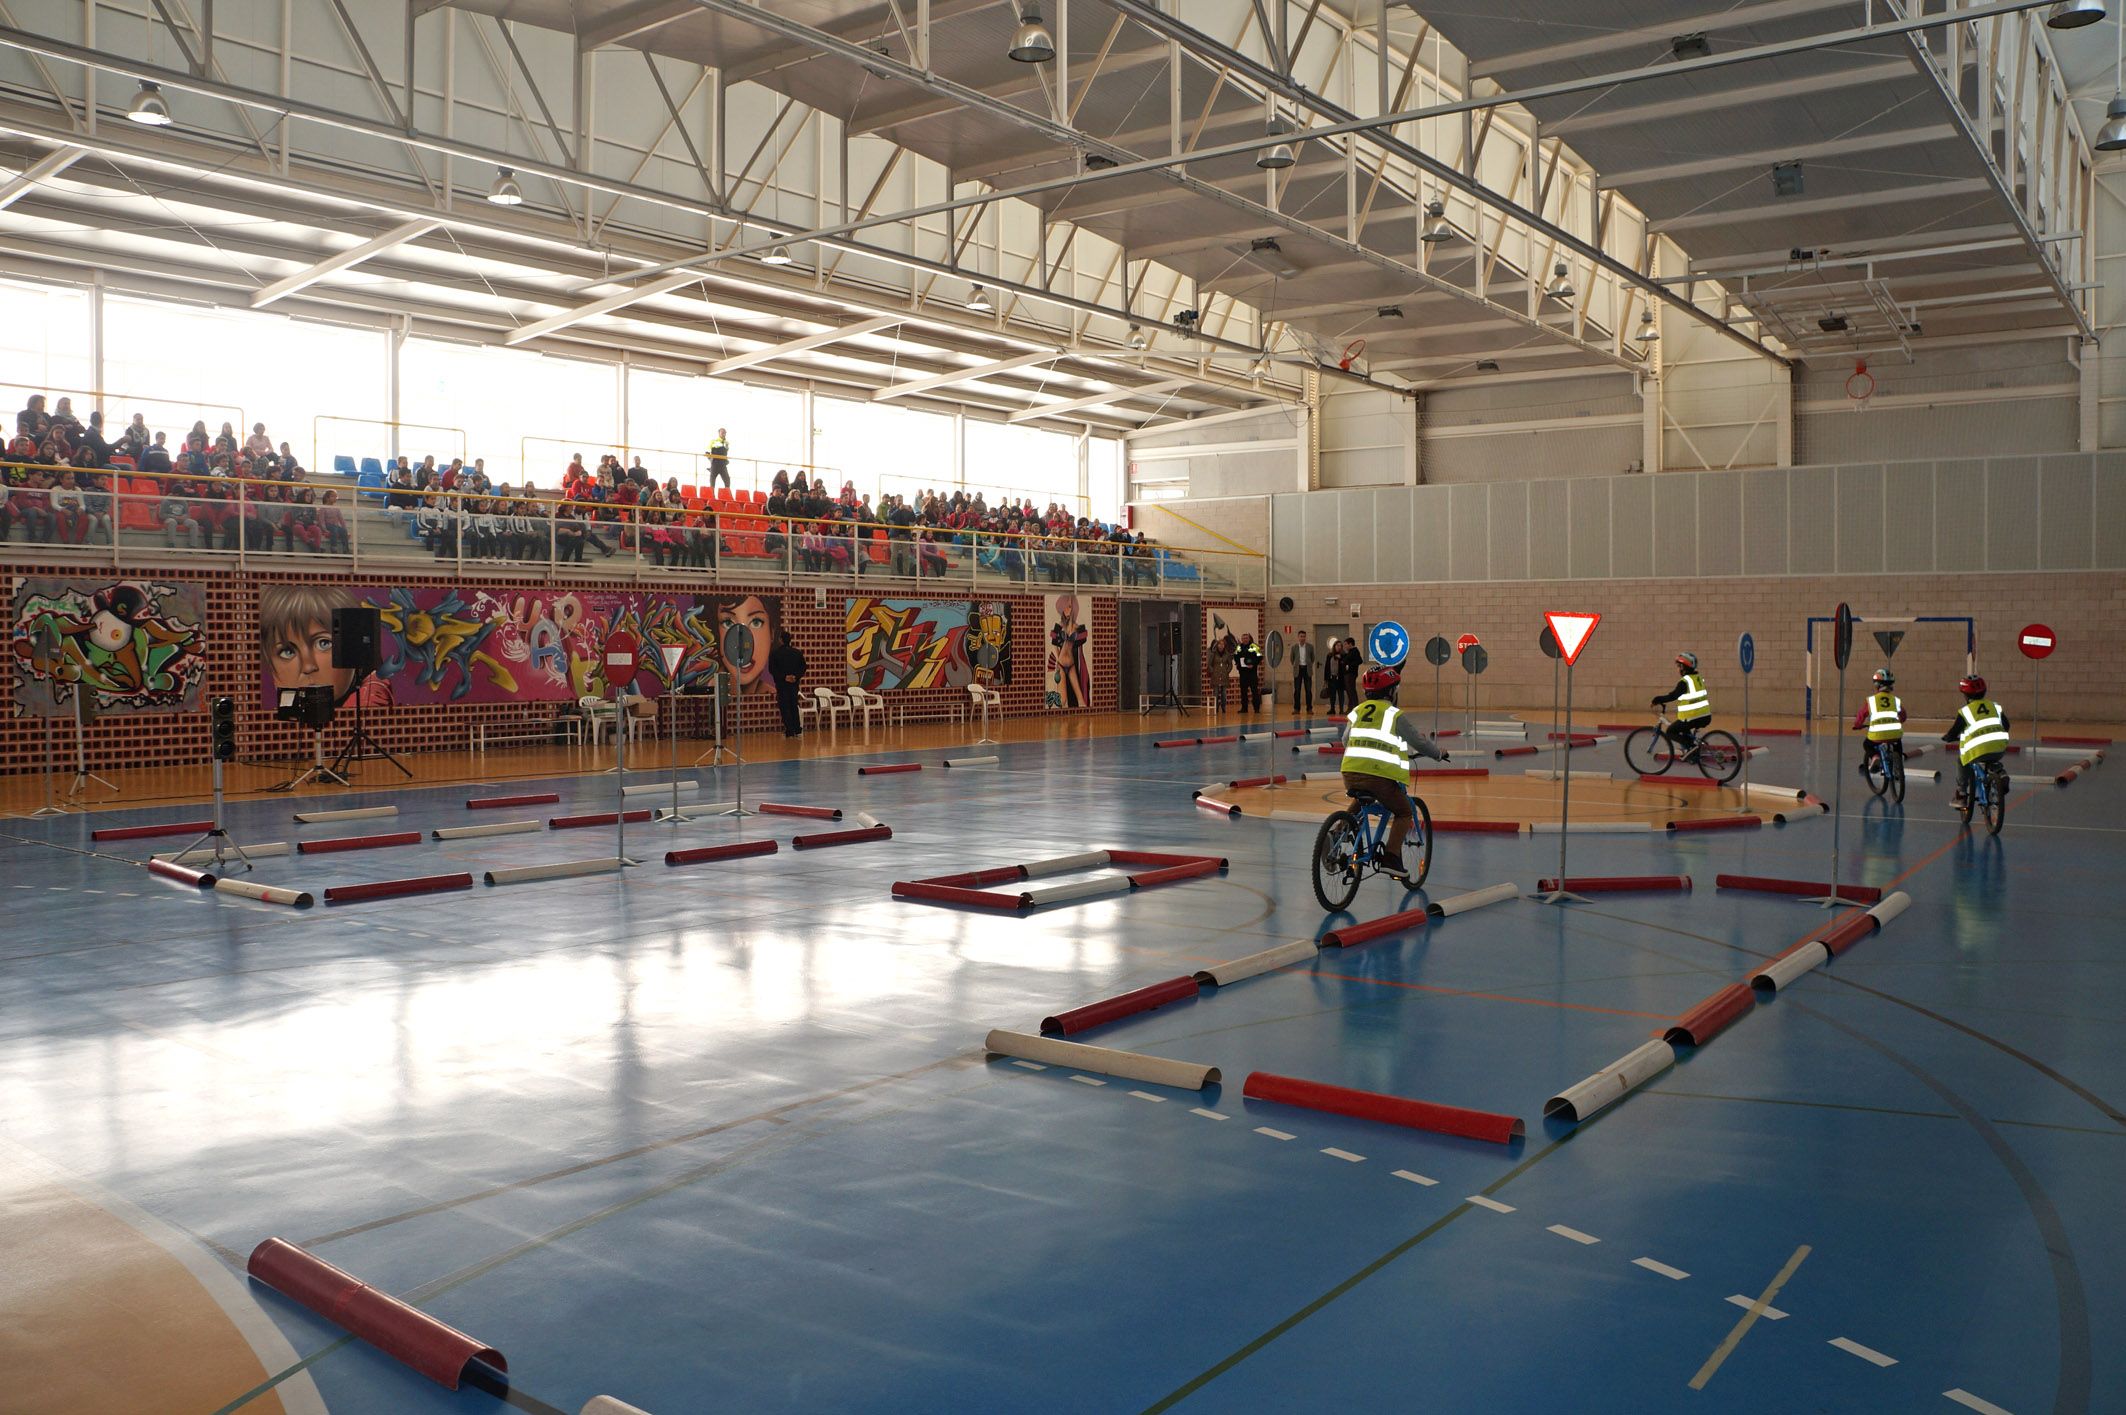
[1955,699,2009,766]
[1675,672,1711,722]
[1343,700,1411,785]
[1865,692,1903,742]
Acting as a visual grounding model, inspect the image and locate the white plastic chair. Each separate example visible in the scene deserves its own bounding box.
[578,693,619,746]
[966,681,1001,743]
[847,685,886,729]
[811,685,850,730]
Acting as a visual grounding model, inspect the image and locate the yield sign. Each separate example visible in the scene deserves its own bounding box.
[1872,630,1905,659]
[1543,612,1601,667]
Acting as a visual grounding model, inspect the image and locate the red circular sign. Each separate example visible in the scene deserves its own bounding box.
[1455,632,1481,654]
[2018,623,2056,660]
[602,630,641,697]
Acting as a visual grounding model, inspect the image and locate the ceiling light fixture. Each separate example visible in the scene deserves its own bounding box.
[126,81,173,126]
[1420,199,1455,244]
[1637,310,1659,344]
[2046,0,2105,29]
[2098,20,2126,151]
[1126,324,1148,351]
[966,283,993,313]
[1008,7,1057,62]
[487,166,524,206]
[761,244,793,265]
[1256,116,1296,170]
[1546,261,1575,302]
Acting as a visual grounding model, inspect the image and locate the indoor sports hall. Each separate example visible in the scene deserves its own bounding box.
[2,4,2123,1414]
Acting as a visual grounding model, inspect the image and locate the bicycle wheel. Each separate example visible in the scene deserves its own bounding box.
[1863,745,1888,798]
[1886,741,1905,805]
[1695,731,1744,785]
[1623,727,1674,777]
[1403,797,1434,891]
[1985,764,2008,836]
[1956,768,1975,826]
[1312,809,1363,912]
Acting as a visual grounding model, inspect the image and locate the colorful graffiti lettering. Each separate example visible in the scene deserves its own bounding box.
[845,597,975,692]
[11,578,209,717]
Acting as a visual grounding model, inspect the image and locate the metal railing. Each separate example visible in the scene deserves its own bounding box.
[0,461,1265,598]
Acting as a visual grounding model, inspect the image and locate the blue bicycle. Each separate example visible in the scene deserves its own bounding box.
[1957,756,2009,836]
[1312,792,1433,909]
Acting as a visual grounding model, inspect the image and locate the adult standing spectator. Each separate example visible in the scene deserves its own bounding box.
[1321,637,1343,714]
[1235,632,1264,714]
[1339,639,1362,714]
[768,630,806,738]
[707,428,731,490]
[1289,629,1315,717]
[1208,633,1234,714]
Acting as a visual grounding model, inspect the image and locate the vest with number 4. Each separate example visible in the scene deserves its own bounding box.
[1956,699,2009,765]
[1675,672,1711,722]
[1866,692,1903,742]
[1344,700,1410,785]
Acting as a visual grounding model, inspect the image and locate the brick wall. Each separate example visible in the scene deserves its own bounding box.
[1,560,1113,774]
[1271,572,2126,723]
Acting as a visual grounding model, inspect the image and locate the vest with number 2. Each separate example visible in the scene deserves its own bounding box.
[1865,692,1903,742]
[1344,700,1411,785]
[1956,699,2009,766]
[1675,672,1711,721]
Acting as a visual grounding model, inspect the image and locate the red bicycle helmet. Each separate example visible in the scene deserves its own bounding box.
[1958,675,1987,697]
[1675,651,1699,671]
[1361,662,1402,696]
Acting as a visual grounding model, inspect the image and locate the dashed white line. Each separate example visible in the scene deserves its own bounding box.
[1189,1107,1228,1121]
[1010,1060,1046,1070]
[1253,1127,1294,1140]
[1632,1257,1690,1280]
[1830,1337,1897,1368]
[1943,1389,2014,1415]
[1466,1195,1516,1214]
[1726,1294,1788,1320]
[1127,1090,1166,1103]
[1321,1147,1365,1163]
[1069,1075,1106,1087]
[81,889,103,895]
[1547,1224,1600,1245]
[1391,1169,1438,1186]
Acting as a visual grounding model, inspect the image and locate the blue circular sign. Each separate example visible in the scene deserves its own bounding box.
[1368,620,1410,667]
[1738,631,1756,676]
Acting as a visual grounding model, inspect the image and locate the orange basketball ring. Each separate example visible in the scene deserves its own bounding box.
[1339,338,1366,372]
[1845,358,1875,407]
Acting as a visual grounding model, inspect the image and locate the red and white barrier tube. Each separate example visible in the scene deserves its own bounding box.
[1243,1071,1524,1145]
[1193,939,1319,987]
[1195,795,1241,818]
[297,831,423,855]
[1041,977,1199,1036]
[891,880,1027,910]
[1019,875,1132,907]
[1430,819,1523,834]
[1428,883,1519,918]
[983,1029,1219,1090]
[548,810,652,830]
[214,878,315,908]
[246,1238,504,1389]
[432,820,541,841]
[1534,875,1690,895]
[665,840,779,866]
[92,819,213,842]
[324,873,475,905]
[791,825,892,849]
[292,806,399,824]
[758,802,841,820]
[1127,859,1224,888]
[1667,815,1762,832]
[1542,1039,1676,1125]
[466,792,559,810]
[1017,851,1112,879]
[1320,905,1429,949]
[1664,984,1756,1047]
[148,857,216,888]
[1715,875,1882,904]
[1750,940,1830,993]
[856,762,922,776]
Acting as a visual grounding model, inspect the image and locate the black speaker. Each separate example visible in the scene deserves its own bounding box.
[331,606,380,673]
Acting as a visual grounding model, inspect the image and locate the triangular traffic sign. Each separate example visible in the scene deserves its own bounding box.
[1544,612,1601,666]
[1872,630,1904,658]
[660,643,686,673]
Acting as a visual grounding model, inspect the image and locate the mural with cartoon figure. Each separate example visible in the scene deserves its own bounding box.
[1045,593,1091,710]
[973,601,1013,686]
[11,577,209,716]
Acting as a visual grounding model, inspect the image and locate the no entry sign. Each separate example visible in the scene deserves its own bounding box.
[602,630,640,698]
[2018,624,2056,660]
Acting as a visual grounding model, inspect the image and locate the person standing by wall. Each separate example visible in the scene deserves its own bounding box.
[1289,630,1315,717]
[1322,637,1344,714]
[1338,638,1361,713]
[1235,633,1264,714]
[1208,633,1233,715]
[707,428,731,491]
[768,629,806,738]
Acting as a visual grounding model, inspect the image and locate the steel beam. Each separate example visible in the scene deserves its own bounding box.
[250,217,440,307]
[874,349,1063,401]
[709,314,900,375]
[1009,377,1190,424]
[502,270,697,344]
[0,145,81,211]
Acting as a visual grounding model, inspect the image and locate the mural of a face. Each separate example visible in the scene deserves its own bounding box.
[89,610,130,654]
[269,616,348,695]
[722,594,772,692]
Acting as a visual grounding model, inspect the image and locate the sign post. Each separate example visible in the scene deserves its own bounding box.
[1423,635,1451,737]
[603,630,641,865]
[1539,625,1562,756]
[2019,623,2055,761]
[1459,639,1488,740]
[657,644,687,822]
[1805,605,1861,909]
[1737,632,1756,799]
[718,621,755,818]
[1534,613,1600,906]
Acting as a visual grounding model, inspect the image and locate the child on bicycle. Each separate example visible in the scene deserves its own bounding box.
[1852,668,1906,777]
[1342,661,1449,882]
[1650,651,1712,755]
[1943,674,2011,807]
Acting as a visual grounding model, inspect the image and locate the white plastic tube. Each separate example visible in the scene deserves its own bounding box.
[621,780,696,797]
[1475,719,1524,729]
[666,801,739,818]
[1429,882,1519,918]
[1301,771,1347,782]
[432,820,541,841]
[1239,732,1276,742]
[1543,1038,1676,1124]
[2008,775,2058,787]
[1524,769,1614,781]
[855,812,884,830]
[293,805,398,824]
[943,755,1000,768]
[213,878,314,907]
[1526,821,1650,834]
[984,1029,1220,1089]
[1306,726,1342,737]
[1750,941,1830,993]
[155,841,290,862]
[1902,767,1941,782]
[484,857,626,886]
[1020,876,1133,907]
[582,1398,654,1415]
[1742,782,1808,801]
[1194,939,1319,987]
[1867,891,1911,928]
[1019,850,1112,879]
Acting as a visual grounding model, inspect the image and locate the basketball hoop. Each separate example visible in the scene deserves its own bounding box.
[1845,358,1875,412]
[1339,338,1367,372]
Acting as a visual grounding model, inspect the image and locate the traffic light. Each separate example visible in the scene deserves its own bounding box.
[211,695,236,762]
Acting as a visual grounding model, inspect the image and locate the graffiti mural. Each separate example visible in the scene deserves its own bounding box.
[1044,593,1091,710]
[972,600,1013,686]
[844,597,975,691]
[257,583,778,707]
[11,577,210,717]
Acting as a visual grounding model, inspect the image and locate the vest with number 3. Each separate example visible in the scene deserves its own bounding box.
[1865,692,1903,742]
[1675,672,1711,722]
[1344,700,1411,785]
[1956,699,2009,766]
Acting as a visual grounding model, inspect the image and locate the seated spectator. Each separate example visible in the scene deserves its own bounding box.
[49,397,83,439]
[554,501,589,563]
[277,442,305,478]
[285,488,323,552]
[213,421,238,458]
[245,422,273,460]
[17,393,49,443]
[319,488,350,554]
[383,465,418,509]
[3,468,54,543]
[184,420,209,458]
[160,478,204,548]
[76,411,113,470]
[119,413,150,461]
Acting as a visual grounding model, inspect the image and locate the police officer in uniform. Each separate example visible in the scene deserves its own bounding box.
[707,428,731,490]
[1234,632,1265,714]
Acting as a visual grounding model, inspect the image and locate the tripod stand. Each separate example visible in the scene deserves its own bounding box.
[271,728,350,792]
[329,671,411,782]
[171,758,253,874]
[63,690,117,800]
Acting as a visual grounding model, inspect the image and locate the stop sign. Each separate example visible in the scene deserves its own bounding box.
[1456,632,1481,655]
[2018,623,2056,660]
[602,629,641,698]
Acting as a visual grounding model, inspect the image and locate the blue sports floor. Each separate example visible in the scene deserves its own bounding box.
[1,721,2121,1415]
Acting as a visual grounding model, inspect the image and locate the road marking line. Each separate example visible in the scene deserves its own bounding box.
[1690,1245,1810,1390]
[1391,1169,1438,1186]
[1253,1127,1294,1140]
[1010,1060,1046,1070]
[1725,1294,1787,1320]
[1633,1257,1689,1280]
[1830,1337,1897,1368]
[1944,1389,2014,1415]
[1466,1195,1516,1214]
[1190,1108,1228,1121]
[81,889,103,895]
[1321,1148,1365,1163]
[1069,1075,1106,1087]
[1547,1224,1600,1245]
[1128,1090,1166,1103]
